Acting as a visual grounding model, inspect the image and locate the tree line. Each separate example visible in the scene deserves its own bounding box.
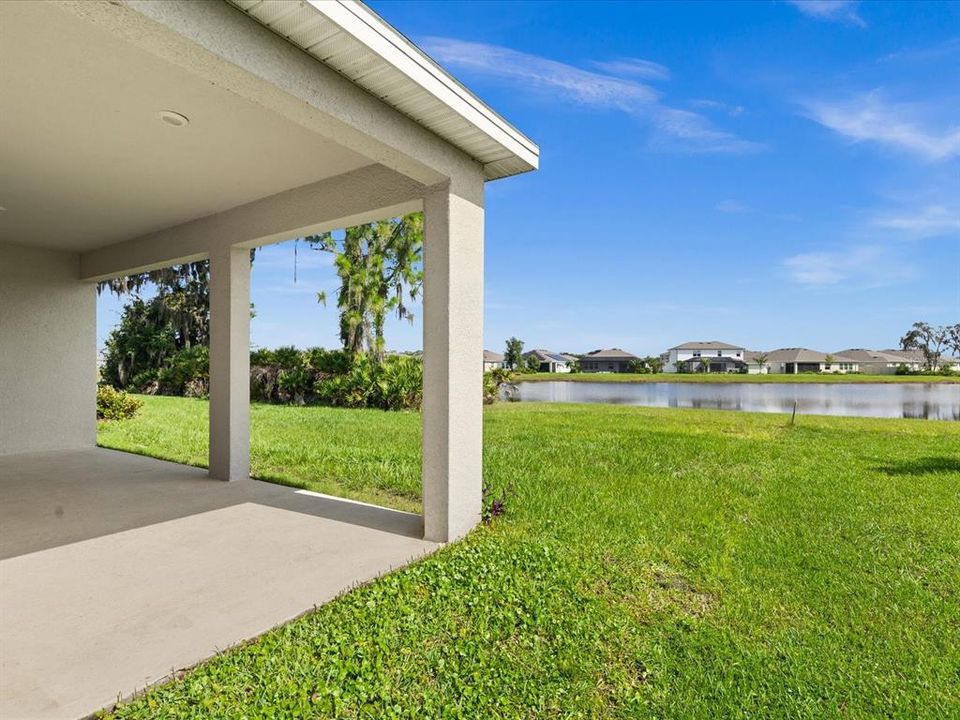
[900,322,960,371]
[100,215,424,409]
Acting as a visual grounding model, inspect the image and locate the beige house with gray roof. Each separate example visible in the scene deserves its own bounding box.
[834,348,920,374]
[766,348,859,374]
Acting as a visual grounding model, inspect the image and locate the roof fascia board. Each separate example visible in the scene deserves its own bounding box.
[305,1,539,172]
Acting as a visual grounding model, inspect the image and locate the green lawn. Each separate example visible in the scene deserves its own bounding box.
[520,372,959,383]
[98,397,960,718]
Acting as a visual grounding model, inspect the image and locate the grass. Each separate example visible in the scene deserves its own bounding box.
[520,372,959,383]
[98,396,423,512]
[98,397,960,718]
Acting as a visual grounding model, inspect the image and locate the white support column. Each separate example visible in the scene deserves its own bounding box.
[422,179,485,543]
[208,245,251,481]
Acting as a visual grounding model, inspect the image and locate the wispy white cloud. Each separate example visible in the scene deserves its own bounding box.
[783,245,917,287]
[786,0,866,28]
[781,196,955,289]
[715,199,752,214]
[422,37,764,154]
[872,204,960,238]
[879,37,960,65]
[591,57,671,81]
[802,90,960,161]
[690,99,745,117]
[422,37,655,107]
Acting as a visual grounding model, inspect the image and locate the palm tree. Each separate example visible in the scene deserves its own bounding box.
[309,213,423,363]
[753,353,769,374]
[698,356,711,374]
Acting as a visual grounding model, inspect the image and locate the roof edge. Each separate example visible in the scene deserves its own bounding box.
[230,0,539,180]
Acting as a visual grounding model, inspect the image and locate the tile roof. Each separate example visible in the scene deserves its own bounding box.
[584,348,639,360]
[766,348,858,364]
[671,341,744,351]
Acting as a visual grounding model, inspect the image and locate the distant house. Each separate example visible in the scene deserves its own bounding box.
[483,350,506,372]
[581,348,638,373]
[766,348,859,374]
[878,348,960,372]
[666,341,746,373]
[523,349,573,373]
[523,349,572,373]
[743,350,770,375]
[833,348,922,374]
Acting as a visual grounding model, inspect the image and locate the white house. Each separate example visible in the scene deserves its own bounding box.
[523,349,573,373]
[766,348,859,374]
[483,349,506,372]
[0,2,537,716]
[665,341,747,373]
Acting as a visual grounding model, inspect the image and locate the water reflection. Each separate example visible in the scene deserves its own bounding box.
[514,382,960,421]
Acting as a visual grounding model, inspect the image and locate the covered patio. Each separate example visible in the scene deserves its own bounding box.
[0,1,537,717]
[1,447,436,718]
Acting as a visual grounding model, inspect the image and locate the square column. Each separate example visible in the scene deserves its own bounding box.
[422,180,484,543]
[208,245,251,481]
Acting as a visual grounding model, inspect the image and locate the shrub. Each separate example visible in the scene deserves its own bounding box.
[277,364,313,405]
[249,364,280,403]
[484,367,514,405]
[249,348,277,367]
[304,347,352,375]
[103,342,471,412]
[523,354,542,373]
[157,346,209,396]
[374,355,423,410]
[128,369,160,394]
[272,345,303,370]
[96,385,143,421]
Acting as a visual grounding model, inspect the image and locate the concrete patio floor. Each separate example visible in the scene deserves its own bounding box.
[0,448,438,719]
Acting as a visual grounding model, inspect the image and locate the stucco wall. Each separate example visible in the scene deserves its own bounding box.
[0,242,96,455]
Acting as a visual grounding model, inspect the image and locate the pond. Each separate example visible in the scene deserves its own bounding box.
[513,381,960,420]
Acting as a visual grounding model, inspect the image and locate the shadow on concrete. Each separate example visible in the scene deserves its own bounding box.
[0,447,423,559]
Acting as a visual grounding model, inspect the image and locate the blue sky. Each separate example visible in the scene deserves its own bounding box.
[98,0,960,356]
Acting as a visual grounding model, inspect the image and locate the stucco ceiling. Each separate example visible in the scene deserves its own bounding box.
[0,1,374,252]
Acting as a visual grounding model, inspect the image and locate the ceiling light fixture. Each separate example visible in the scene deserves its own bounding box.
[158,110,190,127]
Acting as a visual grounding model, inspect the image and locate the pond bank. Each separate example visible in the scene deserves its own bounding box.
[514,380,960,420]
[517,372,959,384]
